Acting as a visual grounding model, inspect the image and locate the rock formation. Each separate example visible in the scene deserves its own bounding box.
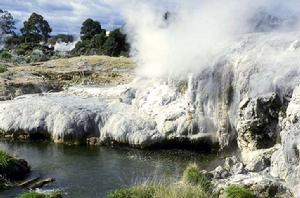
[0,32,300,196]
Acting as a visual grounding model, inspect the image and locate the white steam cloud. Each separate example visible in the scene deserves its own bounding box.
[106,0,300,78]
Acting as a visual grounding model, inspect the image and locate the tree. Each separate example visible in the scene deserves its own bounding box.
[0,9,15,34]
[80,18,103,40]
[21,12,52,43]
[102,29,129,57]
[0,9,15,49]
[90,31,106,49]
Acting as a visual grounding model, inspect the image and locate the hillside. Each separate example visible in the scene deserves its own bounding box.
[0,55,135,100]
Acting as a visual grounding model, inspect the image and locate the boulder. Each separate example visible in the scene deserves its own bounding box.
[237,93,282,151]
[215,173,293,198]
[242,146,278,172]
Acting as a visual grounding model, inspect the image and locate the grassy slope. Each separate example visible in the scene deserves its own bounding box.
[0,55,136,100]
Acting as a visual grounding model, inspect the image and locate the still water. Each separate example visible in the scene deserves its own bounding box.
[0,141,223,198]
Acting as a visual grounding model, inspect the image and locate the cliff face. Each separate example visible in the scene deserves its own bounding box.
[0,32,300,195]
[271,86,300,196]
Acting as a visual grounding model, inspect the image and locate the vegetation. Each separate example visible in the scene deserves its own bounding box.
[102,29,129,57]
[80,18,104,41]
[106,184,210,198]
[0,50,11,61]
[106,163,259,198]
[0,64,7,73]
[17,191,62,198]
[0,150,30,181]
[182,163,213,193]
[0,9,15,34]
[1,9,129,63]
[21,12,52,43]
[106,163,217,198]
[224,185,256,198]
[0,150,13,171]
[72,19,129,57]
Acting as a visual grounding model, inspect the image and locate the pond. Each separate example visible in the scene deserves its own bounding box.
[0,141,224,198]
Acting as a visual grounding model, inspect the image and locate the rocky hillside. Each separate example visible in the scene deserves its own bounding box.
[0,32,299,196]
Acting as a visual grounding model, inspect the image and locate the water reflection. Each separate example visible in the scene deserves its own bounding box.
[0,141,223,198]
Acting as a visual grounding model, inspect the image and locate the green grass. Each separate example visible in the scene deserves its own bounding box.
[106,164,259,198]
[0,150,30,180]
[0,150,15,171]
[107,163,217,198]
[224,185,256,198]
[182,163,213,193]
[106,184,210,198]
[17,191,62,198]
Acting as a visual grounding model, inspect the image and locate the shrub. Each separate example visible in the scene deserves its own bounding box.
[30,49,48,62]
[18,191,62,198]
[182,163,213,193]
[16,43,34,55]
[0,65,7,73]
[0,51,12,61]
[224,185,256,198]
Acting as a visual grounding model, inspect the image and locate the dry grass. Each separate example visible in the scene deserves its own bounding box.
[0,55,136,100]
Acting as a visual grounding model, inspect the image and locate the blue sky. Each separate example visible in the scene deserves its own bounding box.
[0,0,125,35]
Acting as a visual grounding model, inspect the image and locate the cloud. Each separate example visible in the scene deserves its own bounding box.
[0,0,124,34]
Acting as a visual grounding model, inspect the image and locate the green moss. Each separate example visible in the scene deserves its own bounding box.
[17,191,62,198]
[224,185,256,198]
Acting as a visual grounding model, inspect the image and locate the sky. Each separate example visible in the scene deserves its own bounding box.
[0,0,126,35]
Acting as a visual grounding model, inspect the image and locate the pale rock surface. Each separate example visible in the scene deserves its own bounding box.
[271,86,300,197]
[1,32,300,196]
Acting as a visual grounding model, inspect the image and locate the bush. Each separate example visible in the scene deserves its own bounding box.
[30,49,48,62]
[71,40,91,56]
[0,51,12,61]
[90,32,106,49]
[224,185,256,198]
[182,163,213,193]
[18,191,62,198]
[0,65,7,73]
[16,43,34,55]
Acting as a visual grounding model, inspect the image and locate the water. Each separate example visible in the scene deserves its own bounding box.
[0,141,223,198]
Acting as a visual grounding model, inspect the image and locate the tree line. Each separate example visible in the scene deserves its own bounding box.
[0,10,129,60]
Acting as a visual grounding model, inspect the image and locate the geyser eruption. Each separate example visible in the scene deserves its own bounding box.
[112,0,300,78]
[0,0,300,196]
[108,0,300,195]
